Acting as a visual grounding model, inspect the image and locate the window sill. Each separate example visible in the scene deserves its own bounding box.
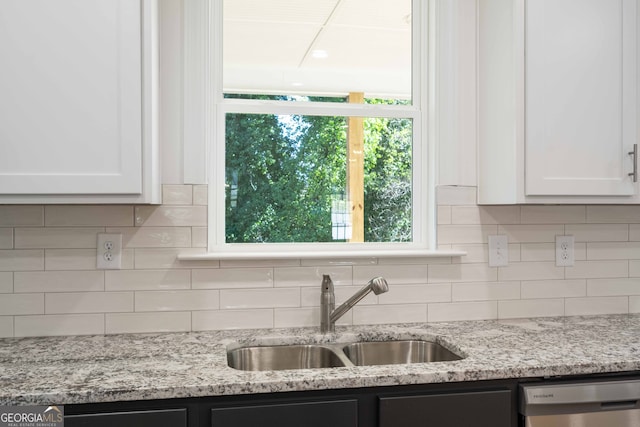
[177,249,466,261]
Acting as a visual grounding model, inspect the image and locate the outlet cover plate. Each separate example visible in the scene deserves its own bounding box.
[97,233,122,270]
[555,235,575,267]
[488,235,508,267]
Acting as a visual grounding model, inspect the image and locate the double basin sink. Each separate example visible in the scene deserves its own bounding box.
[228,340,463,371]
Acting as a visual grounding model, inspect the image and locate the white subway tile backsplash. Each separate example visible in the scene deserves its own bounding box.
[521,280,586,299]
[565,260,628,279]
[108,227,191,248]
[630,296,640,313]
[565,297,628,316]
[3,185,640,336]
[379,283,451,304]
[429,264,497,283]
[452,281,520,301]
[135,290,219,311]
[45,249,98,271]
[15,271,104,293]
[106,312,191,334]
[15,314,104,337]
[0,273,12,293]
[0,206,43,227]
[162,185,193,205]
[587,242,640,260]
[0,228,13,249]
[0,316,13,337]
[0,294,43,315]
[192,227,207,248]
[498,225,564,243]
[565,224,629,242]
[355,264,429,284]
[220,288,299,309]
[105,270,190,291]
[135,206,207,227]
[587,278,640,296]
[520,206,585,224]
[498,299,565,319]
[15,228,103,249]
[630,261,640,277]
[437,225,497,244]
[450,244,488,263]
[0,250,43,271]
[193,309,274,330]
[353,304,427,325]
[498,262,564,281]
[193,185,208,205]
[428,301,497,322]
[134,248,213,269]
[587,206,640,223]
[436,186,477,205]
[274,266,352,287]
[46,292,133,314]
[192,268,273,289]
[437,206,452,224]
[45,206,133,227]
[451,206,520,225]
[520,243,555,262]
[275,307,324,328]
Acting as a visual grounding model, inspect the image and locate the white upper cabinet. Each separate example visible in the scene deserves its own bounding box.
[478,0,639,204]
[0,0,160,203]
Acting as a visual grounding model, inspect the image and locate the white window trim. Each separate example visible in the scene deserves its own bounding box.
[180,0,465,260]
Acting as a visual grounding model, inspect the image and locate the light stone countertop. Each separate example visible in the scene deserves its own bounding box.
[1,314,640,405]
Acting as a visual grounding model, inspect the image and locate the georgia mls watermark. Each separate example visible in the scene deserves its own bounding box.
[0,406,64,427]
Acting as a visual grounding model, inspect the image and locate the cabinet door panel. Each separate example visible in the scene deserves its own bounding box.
[65,408,187,427]
[525,0,637,196]
[211,399,358,427]
[379,389,511,427]
[0,0,142,194]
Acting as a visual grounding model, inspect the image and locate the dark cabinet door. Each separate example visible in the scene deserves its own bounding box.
[211,399,358,427]
[65,408,187,427]
[379,389,512,427]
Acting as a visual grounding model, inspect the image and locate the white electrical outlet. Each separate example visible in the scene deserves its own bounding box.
[488,235,508,267]
[97,233,122,269]
[556,235,575,267]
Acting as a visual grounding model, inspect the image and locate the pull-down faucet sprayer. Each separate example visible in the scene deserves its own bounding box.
[320,275,389,333]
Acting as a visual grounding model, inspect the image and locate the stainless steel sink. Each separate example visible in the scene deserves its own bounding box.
[227,344,347,371]
[228,339,464,371]
[342,340,463,366]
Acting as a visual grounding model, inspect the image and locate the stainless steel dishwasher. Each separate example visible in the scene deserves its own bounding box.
[520,379,640,427]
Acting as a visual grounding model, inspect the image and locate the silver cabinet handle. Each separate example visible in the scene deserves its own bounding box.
[630,144,638,182]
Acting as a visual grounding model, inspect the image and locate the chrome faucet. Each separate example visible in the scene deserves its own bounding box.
[320,274,389,333]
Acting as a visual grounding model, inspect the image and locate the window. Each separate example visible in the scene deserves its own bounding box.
[206,0,434,257]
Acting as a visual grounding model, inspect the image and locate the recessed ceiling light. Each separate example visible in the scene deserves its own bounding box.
[291,82,304,87]
[311,49,329,59]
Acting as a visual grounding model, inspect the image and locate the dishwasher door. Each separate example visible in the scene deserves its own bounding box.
[520,379,640,427]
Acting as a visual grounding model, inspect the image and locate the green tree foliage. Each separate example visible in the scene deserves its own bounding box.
[224,96,412,243]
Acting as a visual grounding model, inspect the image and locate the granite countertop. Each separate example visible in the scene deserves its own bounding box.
[2,314,640,405]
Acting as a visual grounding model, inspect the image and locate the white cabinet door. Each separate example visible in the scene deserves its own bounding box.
[0,0,151,196]
[525,0,637,196]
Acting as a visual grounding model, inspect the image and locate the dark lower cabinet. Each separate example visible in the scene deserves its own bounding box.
[379,389,512,427]
[65,408,187,427]
[211,399,358,427]
[64,379,519,427]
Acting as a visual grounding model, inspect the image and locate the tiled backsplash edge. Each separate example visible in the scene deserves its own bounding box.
[1,185,639,337]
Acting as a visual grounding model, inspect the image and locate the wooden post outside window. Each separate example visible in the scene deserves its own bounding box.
[347,92,365,242]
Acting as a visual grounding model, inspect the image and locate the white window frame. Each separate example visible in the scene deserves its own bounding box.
[181,0,463,260]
